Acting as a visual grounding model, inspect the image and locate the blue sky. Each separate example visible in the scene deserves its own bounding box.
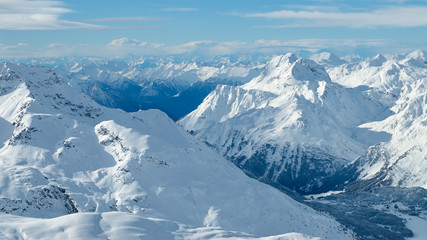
[0,0,426,57]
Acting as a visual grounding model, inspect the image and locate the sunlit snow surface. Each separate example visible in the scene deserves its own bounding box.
[0,63,354,239]
[0,212,322,240]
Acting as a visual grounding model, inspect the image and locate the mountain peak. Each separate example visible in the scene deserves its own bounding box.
[368,54,387,67]
[267,53,298,69]
[1,62,104,122]
[243,55,330,94]
[405,49,427,65]
[1,62,60,84]
[180,52,391,194]
[310,52,347,66]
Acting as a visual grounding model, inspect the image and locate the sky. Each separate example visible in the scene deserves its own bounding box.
[0,0,427,58]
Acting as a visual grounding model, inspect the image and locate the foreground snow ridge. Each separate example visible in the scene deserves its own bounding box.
[0,62,354,239]
[0,212,323,240]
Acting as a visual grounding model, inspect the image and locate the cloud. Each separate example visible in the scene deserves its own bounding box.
[107,38,149,47]
[1,38,423,58]
[106,39,255,55]
[160,8,198,12]
[85,17,170,23]
[96,26,166,31]
[102,38,420,57]
[0,42,29,50]
[0,0,98,30]
[243,6,427,28]
[0,0,169,30]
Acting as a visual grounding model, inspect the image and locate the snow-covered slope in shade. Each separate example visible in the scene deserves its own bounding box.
[0,63,354,239]
[331,51,427,190]
[179,54,389,194]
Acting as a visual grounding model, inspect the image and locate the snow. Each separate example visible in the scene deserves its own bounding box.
[0,212,322,240]
[203,206,220,227]
[0,62,354,239]
[404,215,427,240]
[306,191,345,200]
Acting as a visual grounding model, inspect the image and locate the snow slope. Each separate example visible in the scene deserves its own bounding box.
[179,54,390,194]
[0,62,354,239]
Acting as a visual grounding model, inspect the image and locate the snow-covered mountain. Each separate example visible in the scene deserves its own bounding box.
[321,50,427,191]
[179,53,391,194]
[0,62,355,239]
